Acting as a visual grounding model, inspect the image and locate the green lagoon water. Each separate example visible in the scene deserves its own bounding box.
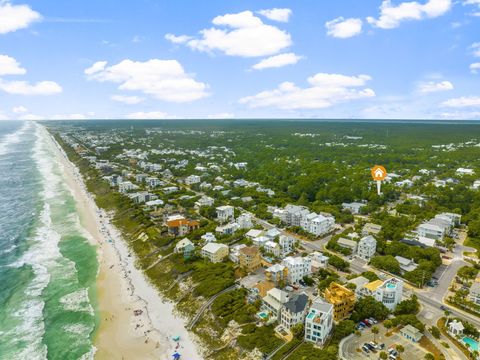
[0,121,99,359]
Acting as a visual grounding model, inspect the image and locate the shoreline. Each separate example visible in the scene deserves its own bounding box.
[43,126,203,360]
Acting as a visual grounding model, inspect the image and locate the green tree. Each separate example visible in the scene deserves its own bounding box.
[394,295,420,315]
[370,255,401,274]
[291,323,305,339]
[379,351,388,360]
[332,320,356,342]
[372,326,379,342]
[351,296,390,323]
[429,326,441,339]
[424,353,435,360]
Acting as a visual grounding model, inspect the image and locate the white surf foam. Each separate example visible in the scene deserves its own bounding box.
[59,288,94,315]
[0,122,31,156]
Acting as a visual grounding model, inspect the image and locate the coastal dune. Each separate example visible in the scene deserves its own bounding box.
[43,126,203,360]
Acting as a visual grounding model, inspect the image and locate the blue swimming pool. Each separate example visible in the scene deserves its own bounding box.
[462,337,479,351]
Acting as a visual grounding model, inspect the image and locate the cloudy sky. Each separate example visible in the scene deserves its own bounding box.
[0,0,479,120]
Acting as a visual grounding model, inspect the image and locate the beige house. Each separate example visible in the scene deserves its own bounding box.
[201,243,229,263]
[239,246,262,272]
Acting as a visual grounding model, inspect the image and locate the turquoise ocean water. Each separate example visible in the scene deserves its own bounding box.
[0,121,99,360]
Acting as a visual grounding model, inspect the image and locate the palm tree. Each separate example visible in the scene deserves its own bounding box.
[372,326,379,342]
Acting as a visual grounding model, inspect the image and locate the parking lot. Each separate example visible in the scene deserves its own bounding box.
[342,325,429,360]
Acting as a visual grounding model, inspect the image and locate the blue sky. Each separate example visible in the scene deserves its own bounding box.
[0,0,479,120]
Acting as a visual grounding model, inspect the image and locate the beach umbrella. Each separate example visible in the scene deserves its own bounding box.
[172,352,181,360]
[172,335,180,341]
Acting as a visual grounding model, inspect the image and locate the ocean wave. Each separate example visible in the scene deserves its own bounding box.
[8,299,48,360]
[63,323,93,336]
[59,288,94,315]
[0,244,17,255]
[0,122,31,156]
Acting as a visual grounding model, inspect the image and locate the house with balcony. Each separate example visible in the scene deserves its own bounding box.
[324,283,355,321]
[167,216,200,237]
[201,243,229,263]
[357,235,376,261]
[304,298,334,346]
[261,288,289,321]
[239,246,262,273]
[174,238,195,258]
[280,292,309,329]
[266,264,288,286]
[282,256,312,284]
[216,205,234,223]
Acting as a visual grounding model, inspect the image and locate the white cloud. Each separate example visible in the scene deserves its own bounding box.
[85,59,209,102]
[84,61,107,75]
[0,1,41,34]
[367,0,452,29]
[111,94,144,104]
[126,111,168,119]
[252,53,302,70]
[325,17,363,38]
[470,62,480,74]
[442,96,480,107]
[257,8,292,22]
[417,80,453,93]
[471,42,480,57]
[239,73,375,110]
[12,105,28,113]
[207,112,235,119]
[167,10,291,57]
[165,33,192,44]
[0,79,62,95]
[0,55,26,75]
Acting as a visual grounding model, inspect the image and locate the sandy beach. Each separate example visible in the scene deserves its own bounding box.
[44,127,203,360]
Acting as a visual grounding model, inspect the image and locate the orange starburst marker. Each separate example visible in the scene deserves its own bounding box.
[371,165,387,195]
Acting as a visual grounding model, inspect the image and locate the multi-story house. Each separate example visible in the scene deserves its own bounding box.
[308,214,335,236]
[265,264,288,286]
[281,293,309,329]
[324,282,356,321]
[215,222,240,235]
[216,205,234,223]
[468,282,480,305]
[166,216,200,237]
[146,177,162,188]
[342,202,367,214]
[262,288,289,321]
[237,213,253,229]
[118,181,138,193]
[239,246,262,273]
[201,243,229,263]
[174,238,195,258]
[264,241,281,257]
[195,195,214,208]
[357,235,377,261]
[282,256,312,284]
[184,175,201,185]
[309,252,329,270]
[279,235,295,255]
[304,298,334,346]
[359,278,403,311]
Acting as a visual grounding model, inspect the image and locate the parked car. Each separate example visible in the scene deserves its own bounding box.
[362,345,370,353]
